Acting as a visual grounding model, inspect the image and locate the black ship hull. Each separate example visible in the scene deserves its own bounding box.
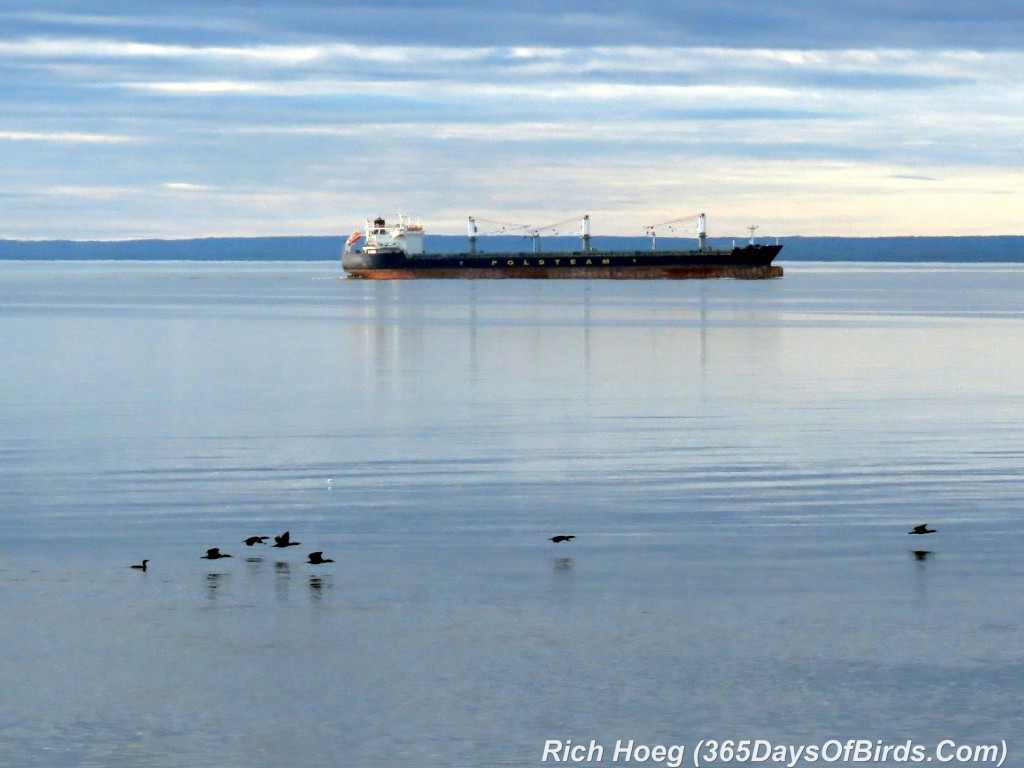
[342,244,782,279]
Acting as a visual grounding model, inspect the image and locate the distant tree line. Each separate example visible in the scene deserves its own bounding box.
[1,235,1023,261]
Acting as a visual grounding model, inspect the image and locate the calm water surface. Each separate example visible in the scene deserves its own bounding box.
[1,261,1023,767]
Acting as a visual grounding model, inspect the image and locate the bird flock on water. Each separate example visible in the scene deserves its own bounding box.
[129,530,335,572]
[130,523,938,572]
[131,530,578,572]
[198,531,334,564]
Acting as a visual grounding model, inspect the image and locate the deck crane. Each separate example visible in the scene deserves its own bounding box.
[644,212,706,252]
[466,216,529,254]
[467,214,591,253]
[527,215,592,253]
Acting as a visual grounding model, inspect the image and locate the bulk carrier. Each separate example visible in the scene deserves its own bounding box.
[341,213,782,280]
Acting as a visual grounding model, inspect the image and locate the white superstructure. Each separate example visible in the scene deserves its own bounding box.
[347,213,424,255]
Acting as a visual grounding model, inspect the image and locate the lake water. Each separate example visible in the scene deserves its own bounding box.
[1,261,1022,767]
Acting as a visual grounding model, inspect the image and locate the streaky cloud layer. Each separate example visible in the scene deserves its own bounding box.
[1,2,1023,238]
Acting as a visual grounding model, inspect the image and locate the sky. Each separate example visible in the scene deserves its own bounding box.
[2,1,1023,239]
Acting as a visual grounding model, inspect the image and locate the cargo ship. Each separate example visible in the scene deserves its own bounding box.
[341,213,782,279]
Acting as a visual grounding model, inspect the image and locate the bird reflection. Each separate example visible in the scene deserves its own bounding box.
[912,550,933,561]
[309,574,333,601]
[553,557,574,572]
[274,561,291,602]
[205,572,229,599]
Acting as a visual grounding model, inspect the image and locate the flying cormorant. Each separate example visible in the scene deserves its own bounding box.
[202,547,233,559]
[273,531,301,548]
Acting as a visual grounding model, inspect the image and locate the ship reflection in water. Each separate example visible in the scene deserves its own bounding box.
[7,262,1024,767]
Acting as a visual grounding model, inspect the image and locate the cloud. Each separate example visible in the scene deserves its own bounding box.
[0,37,325,64]
[6,1,1024,50]
[2,4,1024,237]
[0,130,132,143]
[162,182,211,191]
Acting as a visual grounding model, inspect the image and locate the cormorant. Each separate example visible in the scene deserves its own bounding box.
[202,547,233,559]
[549,535,576,543]
[244,536,269,546]
[130,559,148,571]
[273,531,301,548]
[307,551,335,565]
[908,524,936,535]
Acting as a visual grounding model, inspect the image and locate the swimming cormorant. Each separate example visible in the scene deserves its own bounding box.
[130,559,148,571]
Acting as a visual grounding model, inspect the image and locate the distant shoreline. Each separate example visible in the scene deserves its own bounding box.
[2,235,1024,262]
